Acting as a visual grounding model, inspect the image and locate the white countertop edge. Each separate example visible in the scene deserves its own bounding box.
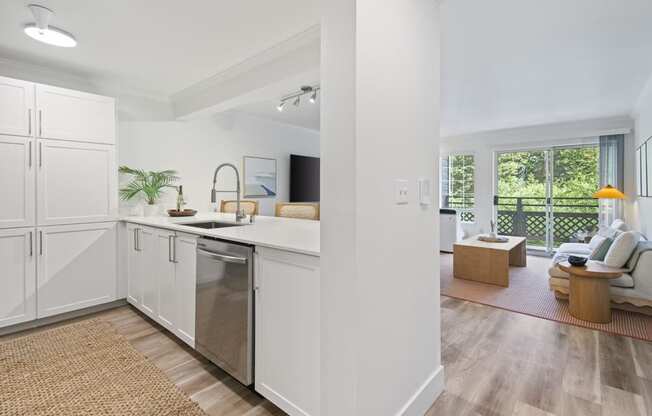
[120,213,320,257]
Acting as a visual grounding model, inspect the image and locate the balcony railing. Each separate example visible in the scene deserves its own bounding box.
[496,196,598,248]
[444,195,599,248]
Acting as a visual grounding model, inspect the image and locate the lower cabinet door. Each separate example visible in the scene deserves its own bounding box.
[174,232,197,348]
[139,227,158,319]
[156,228,176,331]
[254,247,320,416]
[37,222,117,319]
[0,228,36,328]
[126,223,143,307]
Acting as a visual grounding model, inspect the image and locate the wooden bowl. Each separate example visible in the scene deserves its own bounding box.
[167,209,197,217]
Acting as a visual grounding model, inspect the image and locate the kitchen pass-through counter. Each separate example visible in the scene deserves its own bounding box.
[122,212,320,256]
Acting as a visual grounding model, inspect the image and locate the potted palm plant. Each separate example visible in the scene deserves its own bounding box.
[119,166,179,216]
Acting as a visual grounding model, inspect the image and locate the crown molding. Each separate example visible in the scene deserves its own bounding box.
[172,24,320,103]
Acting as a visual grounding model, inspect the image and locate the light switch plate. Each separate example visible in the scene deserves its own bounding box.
[417,178,432,206]
[395,179,408,204]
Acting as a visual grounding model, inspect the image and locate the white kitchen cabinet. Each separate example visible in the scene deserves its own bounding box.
[0,228,36,328]
[255,247,320,416]
[37,222,117,319]
[0,76,34,137]
[139,227,158,320]
[174,232,197,347]
[36,84,115,144]
[124,225,197,348]
[126,223,143,306]
[36,139,117,226]
[0,135,35,228]
[155,228,176,331]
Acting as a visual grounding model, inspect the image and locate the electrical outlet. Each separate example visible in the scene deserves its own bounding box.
[395,180,408,204]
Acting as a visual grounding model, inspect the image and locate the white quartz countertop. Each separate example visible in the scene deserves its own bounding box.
[122,212,320,257]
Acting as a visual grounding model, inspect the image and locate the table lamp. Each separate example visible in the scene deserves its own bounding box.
[593,184,625,226]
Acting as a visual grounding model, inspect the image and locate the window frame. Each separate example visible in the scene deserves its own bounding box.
[440,152,476,224]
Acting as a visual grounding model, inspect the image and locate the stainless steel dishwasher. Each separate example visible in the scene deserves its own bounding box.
[195,237,254,385]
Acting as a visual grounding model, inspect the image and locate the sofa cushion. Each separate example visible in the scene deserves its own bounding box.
[557,243,592,256]
[588,234,606,251]
[590,237,613,261]
[610,219,628,231]
[548,264,635,288]
[604,231,639,268]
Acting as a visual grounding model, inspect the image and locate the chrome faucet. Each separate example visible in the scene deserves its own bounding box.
[210,163,246,223]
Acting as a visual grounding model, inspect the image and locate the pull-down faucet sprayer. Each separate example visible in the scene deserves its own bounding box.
[210,163,246,223]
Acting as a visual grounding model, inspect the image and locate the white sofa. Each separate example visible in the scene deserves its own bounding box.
[548,222,652,310]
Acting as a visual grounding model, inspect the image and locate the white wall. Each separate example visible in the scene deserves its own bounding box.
[633,80,652,237]
[118,112,320,216]
[441,116,636,237]
[321,0,442,415]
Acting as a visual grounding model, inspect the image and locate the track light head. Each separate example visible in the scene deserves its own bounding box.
[293,96,300,106]
[276,101,285,112]
[309,90,317,104]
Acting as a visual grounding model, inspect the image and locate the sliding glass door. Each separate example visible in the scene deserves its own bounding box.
[495,145,599,253]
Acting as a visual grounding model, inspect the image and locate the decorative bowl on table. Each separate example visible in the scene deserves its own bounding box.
[568,256,588,267]
[167,209,197,217]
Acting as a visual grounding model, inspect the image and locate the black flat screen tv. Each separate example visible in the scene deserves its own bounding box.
[290,154,320,202]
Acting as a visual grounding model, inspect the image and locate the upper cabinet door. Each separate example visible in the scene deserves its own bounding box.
[35,84,115,144]
[37,139,117,226]
[0,135,35,228]
[0,228,36,328]
[0,76,34,137]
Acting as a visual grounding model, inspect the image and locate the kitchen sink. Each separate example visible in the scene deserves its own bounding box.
[180,221,243,229]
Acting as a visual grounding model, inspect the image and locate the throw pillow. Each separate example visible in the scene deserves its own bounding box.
[598,226,622,240]
[590,237,613,261]
[588,234,606,251]
[604,231,639,268]
[610,219,628,231]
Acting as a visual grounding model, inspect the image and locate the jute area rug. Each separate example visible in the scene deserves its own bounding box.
[440,253,652,342]
[0,319,206,416]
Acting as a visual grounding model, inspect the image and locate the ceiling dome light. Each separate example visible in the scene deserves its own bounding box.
[24,5,77,48]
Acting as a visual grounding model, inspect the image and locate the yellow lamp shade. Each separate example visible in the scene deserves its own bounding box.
[593,185,625,199]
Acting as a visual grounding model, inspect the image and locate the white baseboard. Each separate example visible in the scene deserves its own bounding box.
[396,365,445,416]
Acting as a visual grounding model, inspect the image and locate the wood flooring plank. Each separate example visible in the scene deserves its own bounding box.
[512,401,555,416]
[599,332,642,394]
[630,337,652,381]
[559,393,602,416]
[601,385,646,416]
[562,326,601,404]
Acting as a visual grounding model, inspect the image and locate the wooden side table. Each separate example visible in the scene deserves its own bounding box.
[558,261,624,323]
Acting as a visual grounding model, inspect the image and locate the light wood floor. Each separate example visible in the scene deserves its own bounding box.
[2,299,652,416]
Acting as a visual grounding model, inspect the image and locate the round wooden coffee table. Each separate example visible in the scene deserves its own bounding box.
[558,261,624,323]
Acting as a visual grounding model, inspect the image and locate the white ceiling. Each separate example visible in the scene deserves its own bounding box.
[2,0,652,135]
[441,0,652,137]
[234,99,320,131]
[0,0,319,96]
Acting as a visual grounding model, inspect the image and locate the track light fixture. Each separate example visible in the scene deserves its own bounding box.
[275,84,320,111]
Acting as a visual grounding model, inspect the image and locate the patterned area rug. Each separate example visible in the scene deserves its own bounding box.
[0,319,206,416]
[440,253,652,341]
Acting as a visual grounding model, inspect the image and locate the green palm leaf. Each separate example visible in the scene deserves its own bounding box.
[119,166,178,205]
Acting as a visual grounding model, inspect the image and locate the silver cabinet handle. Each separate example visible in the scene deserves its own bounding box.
[197,248,247,264]
[28,109,32,135]
[39,231,43,256]
[38,110,42,137]
[28,141,32,168]
[29,231,33,257]
[168,235,173,262]
[171,235,178,263]
[38,142,42,167]
[134,228,143,251]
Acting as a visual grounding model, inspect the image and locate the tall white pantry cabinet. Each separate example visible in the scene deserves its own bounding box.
[0,75,117,329]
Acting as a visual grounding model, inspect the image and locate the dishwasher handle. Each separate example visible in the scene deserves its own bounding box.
[197,248,248,264]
